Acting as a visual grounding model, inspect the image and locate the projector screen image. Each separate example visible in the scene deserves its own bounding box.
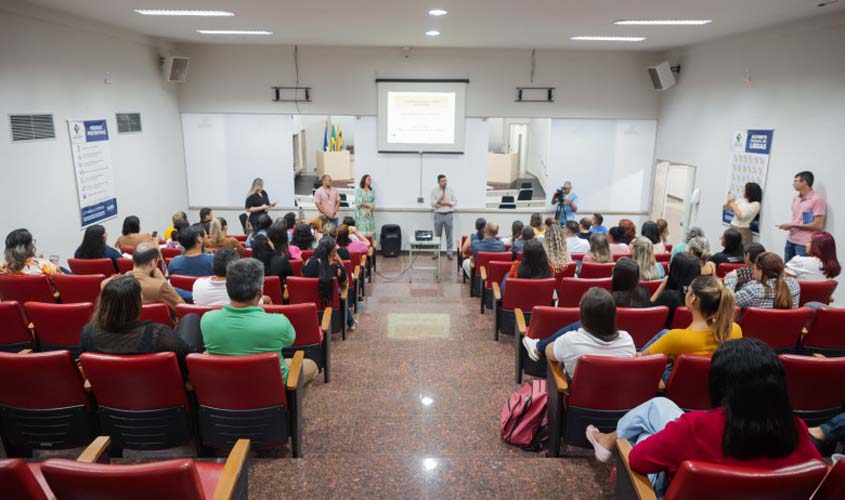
[377,80,467,153]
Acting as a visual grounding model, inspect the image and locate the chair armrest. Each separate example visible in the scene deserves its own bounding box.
[321,307,333,333]
[285,350,305,458]
[470,258,476,269]
[17,348,32,355]
[286,350,305,392]
[813,353,827,358]
[479,265,487,282]
[492,282,501,301]
[213,438,251,500]
[353,265,360,280]
[283,285,289,302]
[77,364,92,392]
[184,381,194,392]
[547,359,568,393]
[616,439,657,500]
[77,436,111,464]
[340,287,348,301]
[657,379,666,392]
[515,308,527,335]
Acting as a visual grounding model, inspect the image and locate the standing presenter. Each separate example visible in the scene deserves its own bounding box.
[245,178,276,230]
[431,174,457,260]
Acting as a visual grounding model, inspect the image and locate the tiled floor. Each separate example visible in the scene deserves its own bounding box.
[248,255,614,499]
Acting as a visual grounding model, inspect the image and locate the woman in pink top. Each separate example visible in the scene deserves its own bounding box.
[607,226,631,256]
[336,224,369,254]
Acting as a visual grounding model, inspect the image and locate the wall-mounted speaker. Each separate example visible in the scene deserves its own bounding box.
[648,61,678,91]
[162,56,190,83]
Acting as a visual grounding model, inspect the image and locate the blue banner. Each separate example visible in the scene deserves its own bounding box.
[745,129,773,155]
[81,197,118,226]
[84,119,110,142]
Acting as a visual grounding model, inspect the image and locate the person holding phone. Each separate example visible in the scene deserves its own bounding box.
[778,171,826,262]
[245,177,277,230]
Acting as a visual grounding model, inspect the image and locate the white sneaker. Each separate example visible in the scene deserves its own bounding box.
[522,337,541,362]
[586,425,613,463]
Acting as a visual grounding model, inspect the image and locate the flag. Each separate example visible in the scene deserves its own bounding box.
[322,121,329,152]
[330,125,337,152]
[336,126,343,150]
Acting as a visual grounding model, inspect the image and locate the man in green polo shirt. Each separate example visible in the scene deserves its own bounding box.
[200,258,318,384]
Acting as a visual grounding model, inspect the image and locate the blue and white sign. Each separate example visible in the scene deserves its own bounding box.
[68,120,118,227]
[722,129,774,234]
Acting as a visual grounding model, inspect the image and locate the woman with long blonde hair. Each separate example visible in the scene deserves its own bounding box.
[206,218,245,256]
[631,236,664,280]
[584,232,612,263]
[543,223,571,273]
[245,177,276,229]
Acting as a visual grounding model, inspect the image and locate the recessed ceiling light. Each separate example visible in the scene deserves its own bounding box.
[196,30,273,35]
[614,19,711,26]
[571,36,646,42]
[134,9,234,16]
[428,9,448,16]
[425,30,440,36]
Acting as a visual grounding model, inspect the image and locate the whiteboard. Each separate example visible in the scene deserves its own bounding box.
[181,113,294,208]
[547,119,657,212]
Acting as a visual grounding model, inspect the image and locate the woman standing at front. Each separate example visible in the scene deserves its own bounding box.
[355,174,376,236]
[245,178,276,231]
[725,182,762,247]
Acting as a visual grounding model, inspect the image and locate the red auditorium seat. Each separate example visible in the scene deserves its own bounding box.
[160,247,182,259]
[556,277,612,308]
[186,352,306,457]
[0,457,52,500]
[169,274,202,292]
[798,280,838,307]
[233,234,248,243]
[263,275,284,305]
[290,259,303,277]
[716,262,745,278]
[479,260,513,314]
[545,354,667,457]
[341,259,359,312]
[514,306,580,384]
[301,249,314,261]
[0,302,34,352]
[492,277,556,341]
[640,280,663,296]
[365,235,376,276]
[779,354,845,427]
[617,306,670,349]
[52,274,104,304]
[40,436,250,500]
[120,246,135,255]
[665,244,673,253]
[669,306,693,329]
[815,459,845,500]
[569,253,585,262]
[473,251,513,298]
[79,352,193,456]
[287,276,346,339]
[664,354,713,411]
[801,307,845,356]
[24,302,94,359]
[116,258,134,274]
[140,303,174,327]
[655,252,671,263]
[174,304,220,320]
[67,258,116,276]
[579,262,616,279]
[349,250,366,295]
[740,307,813,353]
[0,275,57,303]
[0,350,93,456]
[264,303,331,382]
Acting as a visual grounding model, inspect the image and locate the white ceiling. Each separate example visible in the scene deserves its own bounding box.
[22,0,845,50]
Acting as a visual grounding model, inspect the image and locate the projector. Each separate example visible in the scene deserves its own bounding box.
[415,230,434,241]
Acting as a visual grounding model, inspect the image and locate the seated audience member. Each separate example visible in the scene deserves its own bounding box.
[283,212,297,240]
[117,242,184,313]
[336,224,369,256]
[164,211,188,241]
[586,338,821,497]
[640,221,667,254]
[722,242,766,292]
[246,213,273,249]
[199,207,213,234]
[252,232,293,287]
[462,222,506,278]
[461,217,488,257]
[607,226,631,255]
[303,238,355,330]
[291,222,317,252]
[590,213,608,234]
[74,224,122,271]
[341,216,372,246]
[502,220,524,247]
[167,225,214,277]
[201,258,318,385]
[206,217,245,256]
[726,252,800,309]
[166,219,189,249]
[671,226,705,258]
[583,232,613,263]
[709,228,745,266]
[192,249,241,306]
[809,413,845,456]
[564,221,590,253]
[545,218,558,229]
[115,215,159,250]
[270,220,301,260]
[510,225,535,254]
[618,219,637,244]
[308,217,326,241]
[1,228,62,276]
[543,287,636,378]
[81,274,202,374]
[502,239,554,295]
[543,223,572,275]
[687,236,716,276]
[530,213,545,238]
[631,236,665,280]
[656,218,670,245]
[650,253,701,327]
[321,222,349,260]
[578,218,592,240]
[785,231,841,282]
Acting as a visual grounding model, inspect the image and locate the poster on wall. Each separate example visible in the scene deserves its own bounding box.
[68,119,118,228]
[721,129,774,234]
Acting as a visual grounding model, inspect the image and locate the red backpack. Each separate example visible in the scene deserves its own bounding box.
[500,379,548,451]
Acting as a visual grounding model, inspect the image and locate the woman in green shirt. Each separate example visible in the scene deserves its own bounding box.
[355,174,376,236]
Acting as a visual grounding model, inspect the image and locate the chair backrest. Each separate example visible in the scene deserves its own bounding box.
[798,280,838,306]
[41,458,207,500]
[568,354,667,409]
[349,250,365,268]
[263,275,284,305]
[341,260,355,281]
[242,248,253,257]
[476,251,513,274]
[0,301,34,352]
[140,303,174,327]
[67,258,115,276]
[814,459,845,500]
[664,459,829,500]
[640,280,663,295]
[262,303,322,346]
[740,307,813,351]
[501,278,556,311]
[233,234,248,243]
[803,307,845,354]
[557,278,612,308]
[779,354,845,424]
[24,302,94,356]
[579,262,616,279]
[616,306,670,349]
[52,274,105,304]
[290,259,303,276]
[664,354,713,411]
[0,350,88,410]
[570,253,586,262]
[0,275,56,303]
[116,258,134,274]
[301,249,314,261]
[120,246,135,255]
[186,352,287,410]
[175,304,221,320]
[484,261,513,289]
[160,247,183,259]
[716,263,745,278]
[0,459,51,500]
[169,274,202,292]
[655,252,671,263]
[287,276,340,309]
[525,306,580,340]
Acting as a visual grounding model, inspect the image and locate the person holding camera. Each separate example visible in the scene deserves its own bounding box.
[552,181,579,223]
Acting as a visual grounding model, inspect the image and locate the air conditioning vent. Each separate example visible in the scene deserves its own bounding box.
[116,113,142,134]
[10,114,55,142]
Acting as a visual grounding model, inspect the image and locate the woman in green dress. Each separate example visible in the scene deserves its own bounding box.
[355,174,376,235]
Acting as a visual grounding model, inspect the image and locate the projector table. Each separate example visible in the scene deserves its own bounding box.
[408,236,441,283]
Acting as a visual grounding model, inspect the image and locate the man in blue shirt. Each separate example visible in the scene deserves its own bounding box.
[167,224,214,277]
[590,213,608,234]
[461,222,505,278]
[553,181,579,223]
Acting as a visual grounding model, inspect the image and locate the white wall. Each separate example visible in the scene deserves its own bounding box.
[526,118,551,192]
[0,6,186,266]
[655,12,845,298]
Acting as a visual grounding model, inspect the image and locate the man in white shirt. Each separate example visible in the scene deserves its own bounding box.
[564,221,590,254]
[192,248,240,306]
[431,174,457,260]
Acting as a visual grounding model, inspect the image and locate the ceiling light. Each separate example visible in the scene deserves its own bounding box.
[197,30,273,35]
[614,20,711,26]
[571,36,646,42]
[425,30,440,37]
[134,9,234,16]
[428,9,448,16]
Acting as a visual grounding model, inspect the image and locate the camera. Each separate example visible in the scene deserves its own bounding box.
[555,187,565,200]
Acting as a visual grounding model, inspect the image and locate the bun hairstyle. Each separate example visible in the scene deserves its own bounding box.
[755,252,793,309]
[687,236,711,263]
[688,275,736,344]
